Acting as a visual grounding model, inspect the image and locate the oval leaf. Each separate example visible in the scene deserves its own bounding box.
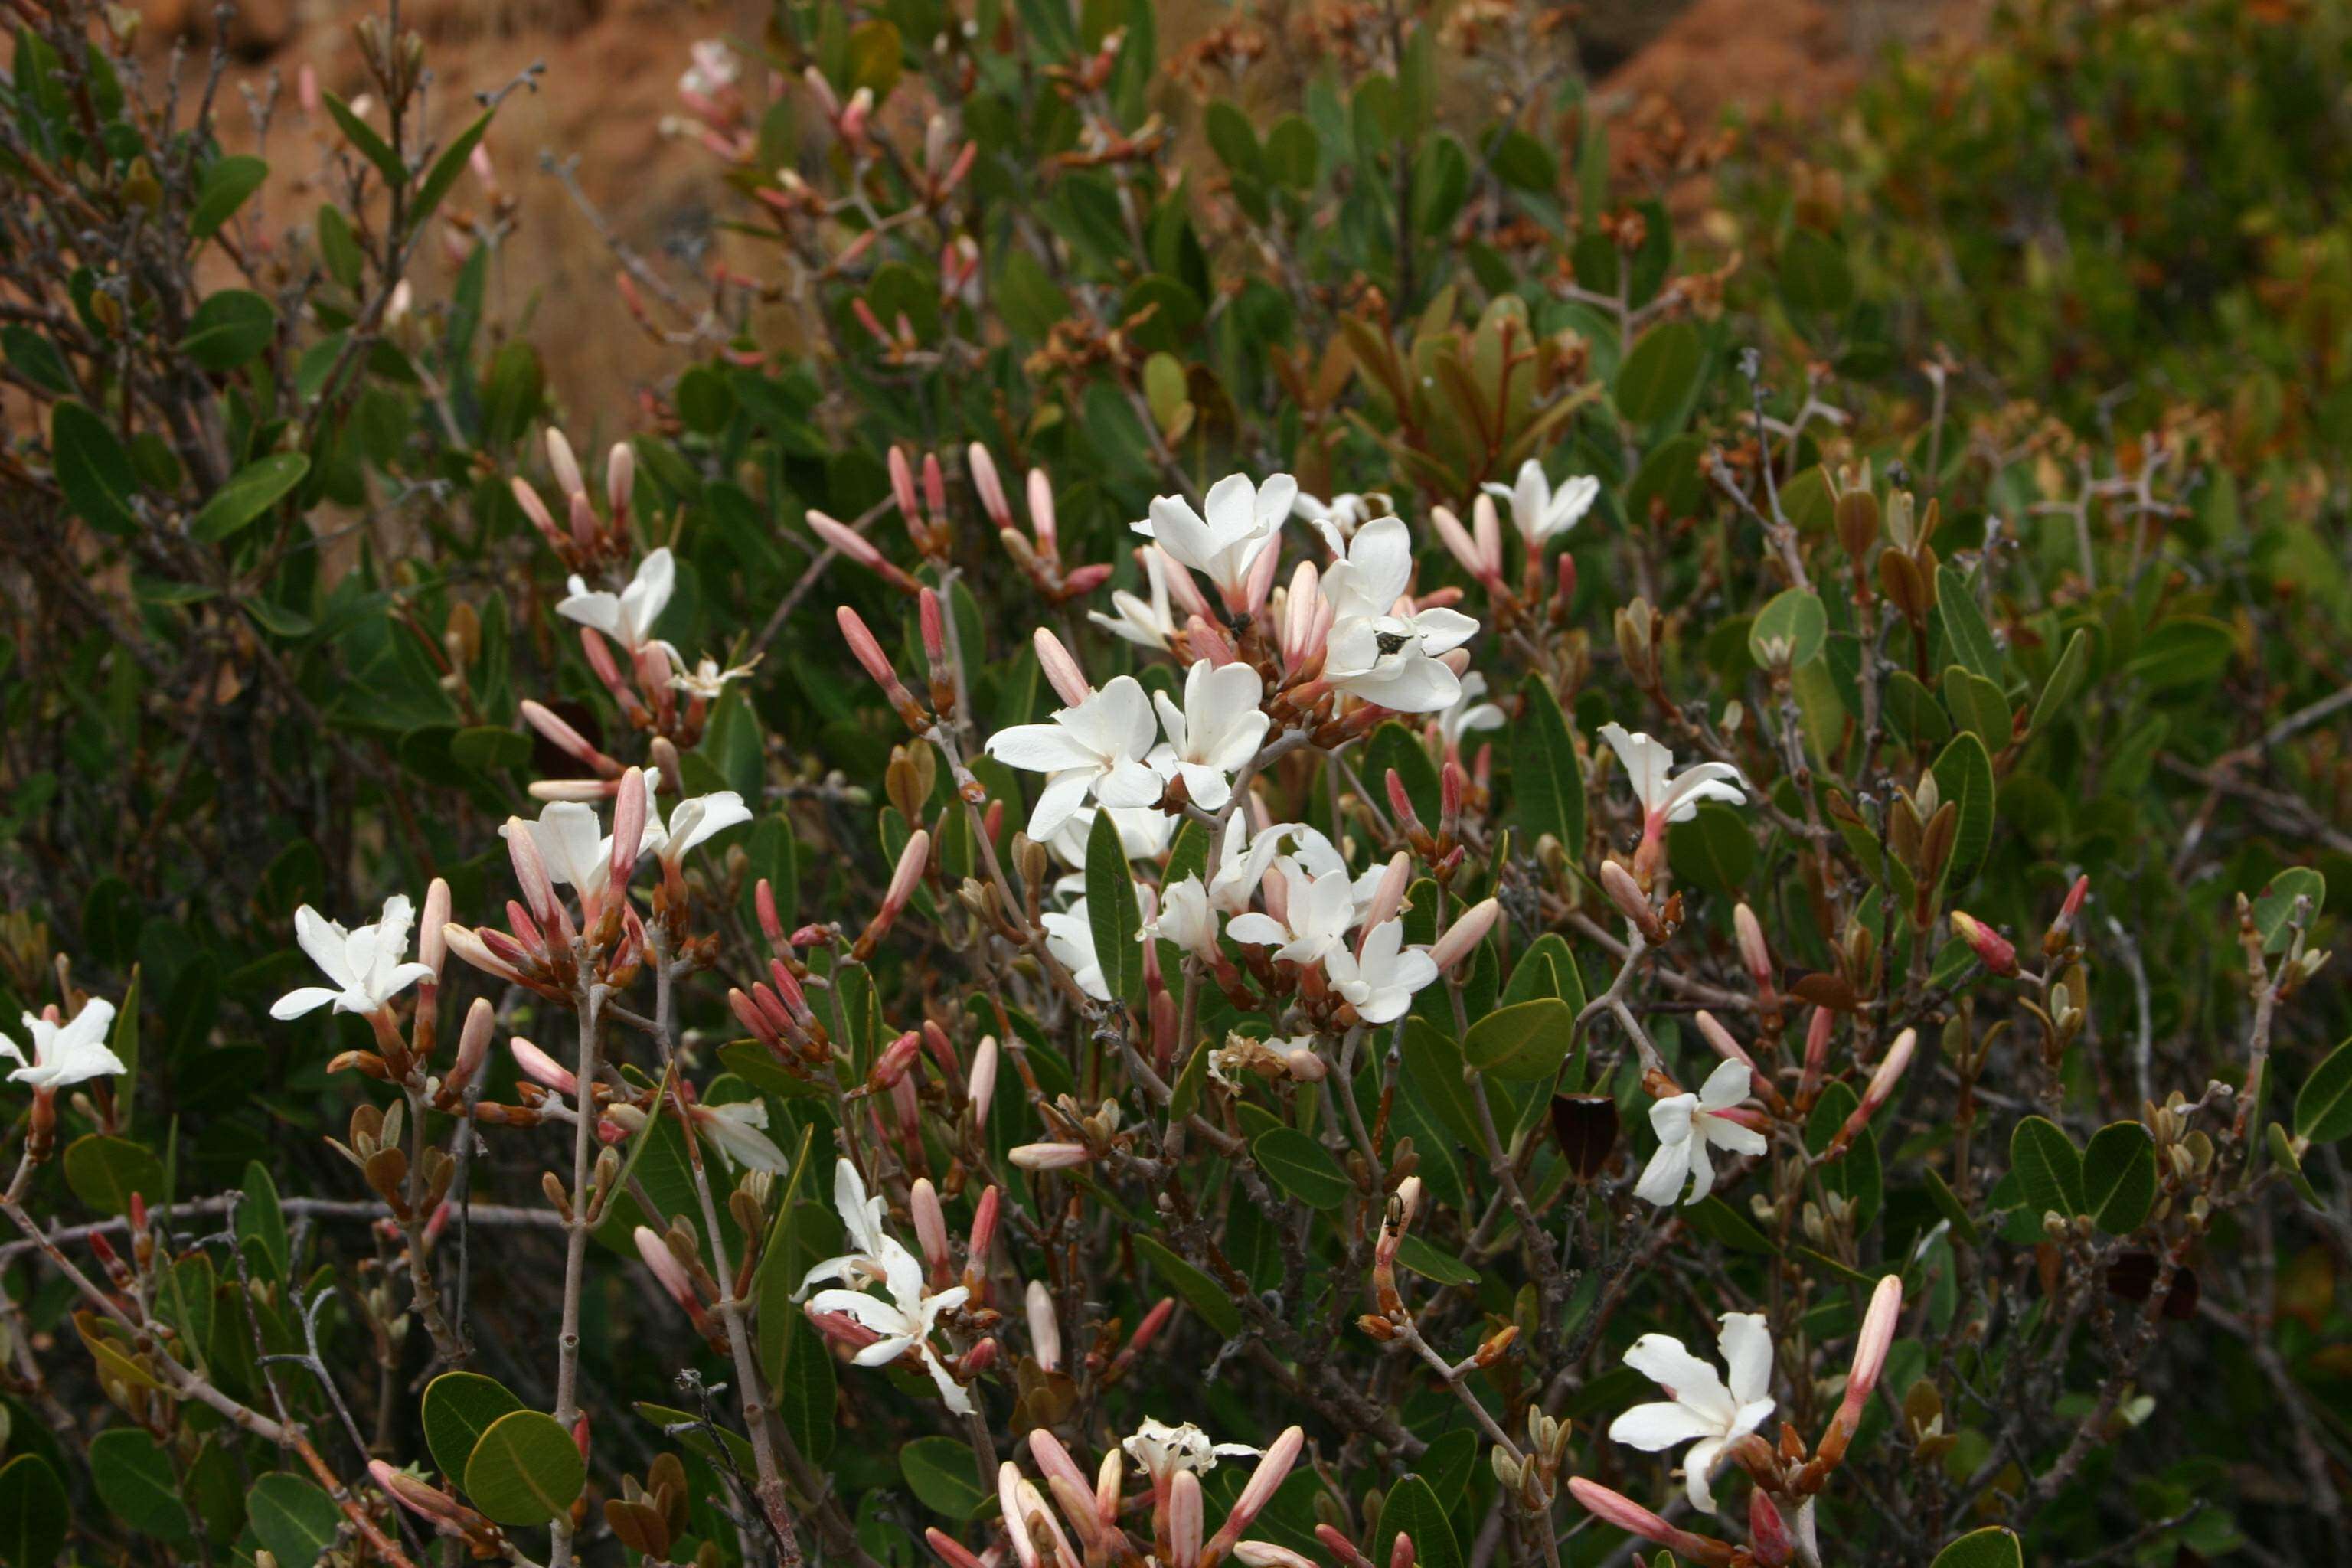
[462,1410,585,1527]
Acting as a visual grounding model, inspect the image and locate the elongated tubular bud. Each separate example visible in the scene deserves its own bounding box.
[520,699,623,776]
[920,589,949,671]
[1565,1479,1733,1567]
[968,1035,999,1123]
[1834,1028,1916,1152]
[889,445,921,524]
[1025,1278,1062,1370]
[1158,545,1214,620]
[1388,1533,1415,1568]
[371,1461,480,1530]
[511,1038,578,1095]
[511,476,565,548]
[445,998,495,1097]
[1430,505,1491,583]
[1361,852,1410,932]
[419,877,452,981]
[547,428,586,498]
[634,1224,698,1312]
[607,767,648,893]
[1798,1004,1834,1106]
[1233,1545,1317,1568]
[1170,1470,1204,1568]
[1733,901,1773,987]
[838,606,926,725]
[756,878,787,947]
[1238,531,1282,613]
[1026,468,1057,554]
[923,453,949,532]
[1695,1010,1770,1099]
[503,818,561,929]
[1949,910,2019,976]
[1823,1272,1905,1462]
[857,832,931,959]
[1034,629,1091,707]
[1204,1427,1304,1561]
[606,441,634,524]
[1313,1525,1377,1568]
[1599,859,1667,943]
[442,924,527,986]
[926,1529,988,1568]
[869,1029,923,1093]
[968,1184,1001,1265]
[996,1464,1041,1568]
[968,443,1012,528]
[1008,1142,1090,1171]
[1429,898,1500,972]
[911,1178,951,1280]
[809,511,915,593]
[1748,1491,1795,1567]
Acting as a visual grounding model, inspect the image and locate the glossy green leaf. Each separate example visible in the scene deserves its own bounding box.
[2082,1121,2157,1233]
[1462,997,1576,1082]
[62,1134,165,1217]
[422,1371,525,1483]
[191,155,269,240]
[1929,1527,2023,1568]
[1749,587,1828,668]
[1086,808,1145,1007]
[899,1436,989,1518]
[2009,1115,2085,1219]
[90,1427,191,1540]
[2251,867,2324,954]
[1614,318,1704,426]
[247,1472,341,1568]
[1929,731,1996,889]
[462,1410,585,1527]
[51,399,139,535]
[1511,675,1583,860]
[189,452,309,544]
[179,289,277,371]
[1251,1125,1352,1210]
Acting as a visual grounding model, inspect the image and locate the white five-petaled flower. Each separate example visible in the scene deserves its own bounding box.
[690,1099,790,1172]
[1225,860,1357,968]
[1152,660,1270,812]
[1292,490,1389,555]
[1321,920,1438,1025]
[1087,547,1181,652]
[798,1158,896,1298]
[1437,671,1506,753]
[1040,899,1112,1001]
[1133,473,1293,605]
[1635,1058,1769,1207]
[655,790,753,864]
[807,1233,975,1415]
[1320,518,1478,714]
[1608,1312,1776,1513]
[4,999,124,1091]
[557,547,676,655]
[272,897,437,1021]
[1142,875,1220,961]
[1484,458,1599,550]
[985,676,1162,841]
[1597,723,1748,839]
[1122,1417,1259,1485]
[502,773,665,901]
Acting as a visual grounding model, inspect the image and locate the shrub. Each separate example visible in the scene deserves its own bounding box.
[2,2,2346,1566]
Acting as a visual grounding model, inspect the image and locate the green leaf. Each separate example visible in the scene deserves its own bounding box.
[325,92,407,185]
[191,155,269,240]
[2029,628,2092,735]
[1203,99,1263,181]
[1130,1233,1241,1338]
[1804,1081,1882,1227]
[1929,731,1996,889]
[462,1410,585,1527]
[0,1454,71,1568]
[1666,801,1756,897]
[2268,1122,2321,1207]
[179,289,278,372]
[1511,675,1583,858]
[1265,115,1319,188]
[2250,867,2325,954]
[1942,665,2011,749]
[62,1133,165,1216]
[1251,1125,1351,1210]
[774,1314,838,1463]
[1779,227,1854,317]
[2294,1037,2352,1142]
[1367,720,1441,831]
[2128,616,2233,691]
[317,204,365,289]
[90,1427,192,1540]
[1393,1233,1481,1287]
[51,399,139,535]
[2009,1116,2085,1219]
[2082,1122,2158,1233]
[1463,997,1576,1082]
[414,109,492,228]
[1749,587,1828,669]
[1377,1475,1462,1568]
[189,452,309,544]
[1086,810,1145,1007]
[238,1160,291,1279]
[247,1472,342,1568]
[1929,1527,2023,1568]
[899,1436,988,1518]
[1934,564,2001,681]
[1613,318,1704,426]
[422,1371,525,1483]
[1921,1165,1982,1246]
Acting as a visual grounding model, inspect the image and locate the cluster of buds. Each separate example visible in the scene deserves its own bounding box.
[603,1453,693,1562]
[512,428,635,574]
[1008,1096,1125,1172]
[971,445,1114,604]
[1491,1407,1577,1511]
[444,772,660,1002]
[633,1218,733,1353]
[325,1098,455,1223]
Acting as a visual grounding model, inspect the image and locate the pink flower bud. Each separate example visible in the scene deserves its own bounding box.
[371,1462,475,1528]
[1170,1469,1204,1568]
[503,816,561,928]
[1696,1010,1769,1098]
[420,878,451,980]
[1386,769,1424,835]
[1600,860,1666,943]
[911,1178,951,1279]
[1430,504,1489,582]
[927,1529,988,1568]
[607,766,648,890]
[968,1184,1001,1263]
[1008,1142,1092,1171]
[1034,628,1092,707]
[919,589,949,669]
[968,1035,999,1123]
[441,925,527,986]
[633,1225,697,1311]
[1208,1426,1303,1557]
[1129,1295,1174,1356]
[520,699,620,776]
[838,606,923,717]
[1239,531,1282,613]
[1314,1524,1378,1568]
[298,64,321,116]
[1361,852,1410,931]
[810,509,889,571]
[1798,1004,1834,1105]
[1566,1478,1732,1566]
[1748,1490,1795,1566]
[547,428,585,499]
[968,443,1012,527]
[1949,910,2018,976]
[1428,898,1500,972]
[756,879,787,947]
[1025,468,1057,553]
[870,1028,923,1091]
[882,832,930,920]
[889,446,921,524]
[1733,901,1772,985]
[446,998,495,1096]
[1471,493,1503,577]
[510,1037,577,1095]
[1837,1272,1905,1432]
[1025,1279,1061,1371]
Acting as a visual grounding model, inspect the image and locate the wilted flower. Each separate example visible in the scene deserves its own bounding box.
[1122,1418,1259,1485]
[1609,1311,1776,1512]
[273,897,436,1021]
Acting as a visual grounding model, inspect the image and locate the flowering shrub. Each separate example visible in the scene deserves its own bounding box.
[4,3,2350,1567]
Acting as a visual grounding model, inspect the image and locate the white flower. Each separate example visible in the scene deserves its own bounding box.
[657,790,753,864]
[4,999,124,1091]
[680,39,739,98]
[503,774,665,902]
[272,897,436,1020]
[1292,491,1389,555]
[1122,1417,1259,1483]
[797,1158,897,1298]
[1321,518,1478,714]
[1634,1059,1769,1207]
[1041,899,1112,1001]
[985,677,1163,840]
[1226,859,1357,968]
[1151,660,1270,812]
[1133,473,1293,603]
[1321,920,1437,1024]
[1207,822,1381,918]
[1597,723,1747,833]
[1087,547,1181,651]
[668,651,760,700]
[1437,671,1506,752]
[692,1099,790,1172]
[1142,875,1219,960]
[1045,805,1178,874]
[808,1236,975,1416]
[1608,1313,1775,1513]
[1483,459,1599,550]
[557,547,676,655]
